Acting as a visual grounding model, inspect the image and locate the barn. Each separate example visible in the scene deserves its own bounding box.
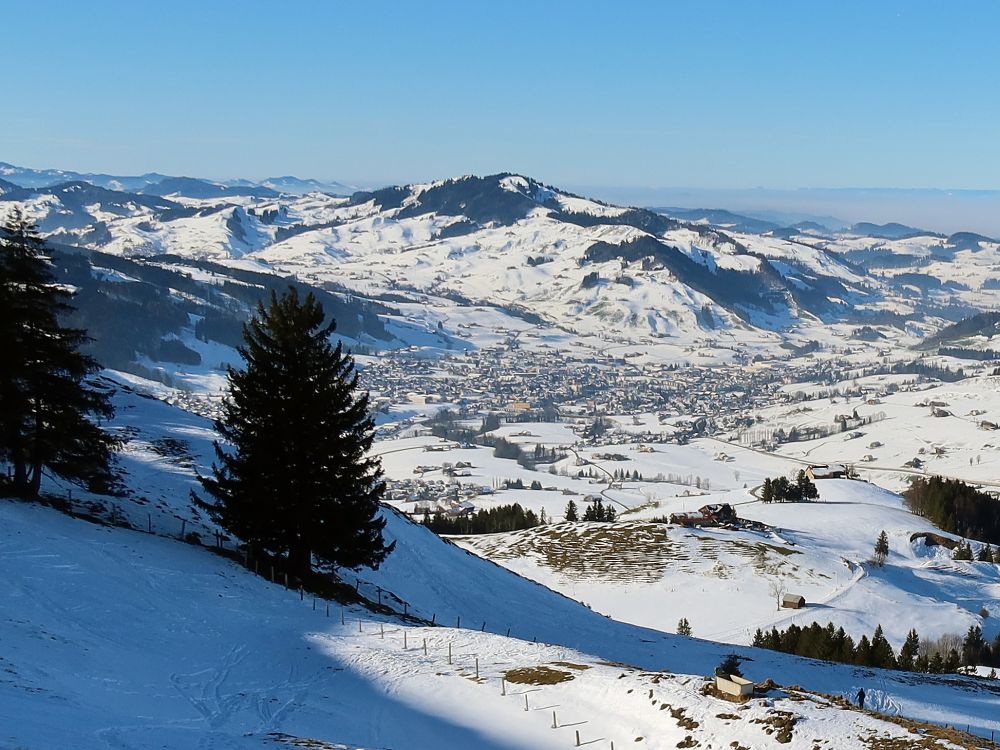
[782,593,806,609]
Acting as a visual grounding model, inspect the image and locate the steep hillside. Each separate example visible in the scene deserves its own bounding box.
[7,496,999,749]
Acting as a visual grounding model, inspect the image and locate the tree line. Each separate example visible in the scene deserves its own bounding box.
[422,502,541,535]
[903,476,1000,544]
[753,621,1000,673]
[564,496,617,522]
[760,471,819,503]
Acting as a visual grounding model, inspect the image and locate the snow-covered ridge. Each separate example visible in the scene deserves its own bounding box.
[6,163,997,348]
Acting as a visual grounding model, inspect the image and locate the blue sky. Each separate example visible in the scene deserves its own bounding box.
[3,1,999,192]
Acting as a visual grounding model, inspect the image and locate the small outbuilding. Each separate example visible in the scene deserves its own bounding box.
[715,673,754,698]
[782,593,806,609]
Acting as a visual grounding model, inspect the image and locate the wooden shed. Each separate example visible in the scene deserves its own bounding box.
[782,593,806,609]
[715,673,754,698]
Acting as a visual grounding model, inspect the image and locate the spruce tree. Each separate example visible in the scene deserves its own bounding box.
[677,617,692,636]
[0,208,116,497]
[898,629,920,671]
[564,499,579,522]
[869,624,897,669]
[761,478,773,503]
[873,530,889,566]
[978,543,993,562]
[198,287,392,576]
[795,470,819,501]
[962,625,985,666]
[855,634,872,666]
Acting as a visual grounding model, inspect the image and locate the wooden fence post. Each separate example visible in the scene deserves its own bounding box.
[575,730,580,746]
[501,677,506,695]
[448,642,452,665]
[475,657,479,679]
[552,710,557,728]
[403,630,408,650]
[423,638,427,655]
[524,693,529,711]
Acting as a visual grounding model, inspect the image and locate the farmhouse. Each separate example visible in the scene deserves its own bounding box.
[669,503,737,527]
[806,464,847,480]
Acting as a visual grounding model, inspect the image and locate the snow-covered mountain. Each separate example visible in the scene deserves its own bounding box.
[2,162,999,357]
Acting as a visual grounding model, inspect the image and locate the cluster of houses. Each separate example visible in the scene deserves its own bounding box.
[360,339,814,441]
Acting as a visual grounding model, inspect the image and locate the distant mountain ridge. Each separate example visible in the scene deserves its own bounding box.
[2,163,999,349]
[0,161,353,198]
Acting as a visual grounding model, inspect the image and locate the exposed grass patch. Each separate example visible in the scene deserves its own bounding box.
[504,666,574,685]
[751,710,798,744]
[464,522,803,583]
[668,705,700,731]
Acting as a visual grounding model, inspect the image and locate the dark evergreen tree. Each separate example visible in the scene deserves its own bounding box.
[873,530,889,566]
[564,499,579,522]
[198,287,392,576]
[761,477,774,503]
[855,634,872,666]
[677,617,692,636]
[716,653,743,677]
[962,625,986,666]
[795,470,819,501]
[978,543,993,562]
[869,625,897,669]
[898,629,920,671]
[928,651,945,674]
[582,496,607,521]
[0,208,116,497]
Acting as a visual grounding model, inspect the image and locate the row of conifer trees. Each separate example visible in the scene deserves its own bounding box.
[753,621,1000,672]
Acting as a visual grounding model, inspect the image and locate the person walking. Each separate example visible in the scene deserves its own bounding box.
[856,687,866,710]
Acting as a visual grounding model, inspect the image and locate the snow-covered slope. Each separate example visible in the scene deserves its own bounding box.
[4,380,1000,746]
[7,497,998,749]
